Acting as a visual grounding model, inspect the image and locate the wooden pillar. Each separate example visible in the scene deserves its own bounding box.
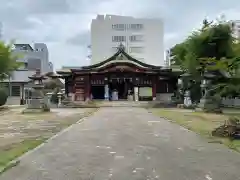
[73,74,77,101]
[65,77,69,96]
[85,75,91,101]
[152,76,157,101]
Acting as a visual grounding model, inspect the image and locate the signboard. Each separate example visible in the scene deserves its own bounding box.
[139,87,152,97]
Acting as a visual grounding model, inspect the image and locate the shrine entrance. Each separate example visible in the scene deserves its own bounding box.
[91,85,104,100]
[109,78,134,100]
[56,44,177,102]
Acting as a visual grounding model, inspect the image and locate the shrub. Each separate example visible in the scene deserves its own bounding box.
[202,95,222,113]
[0,88,8,106]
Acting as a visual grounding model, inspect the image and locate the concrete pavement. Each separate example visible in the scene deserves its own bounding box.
[1,107,240,180]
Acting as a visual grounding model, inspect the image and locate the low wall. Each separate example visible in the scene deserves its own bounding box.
[156,93,173,103]
[221,98,240,108]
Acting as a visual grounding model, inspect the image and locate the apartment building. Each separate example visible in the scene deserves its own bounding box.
[2,43,53,103]
[90,15,164,66]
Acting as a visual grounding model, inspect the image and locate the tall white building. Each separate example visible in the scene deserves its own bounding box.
[90,15,164,66]
[230,20,240,40]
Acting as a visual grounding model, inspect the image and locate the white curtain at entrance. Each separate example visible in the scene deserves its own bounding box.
[139,87,152,97]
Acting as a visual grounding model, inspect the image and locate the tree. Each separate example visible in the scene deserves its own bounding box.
[44,80,64,90]
[0,41,21,81]
[170,42,187,66]
[170,17,239,101]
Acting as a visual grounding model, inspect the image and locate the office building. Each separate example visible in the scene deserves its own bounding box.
[1,43,53,103]
[90,15,164,66]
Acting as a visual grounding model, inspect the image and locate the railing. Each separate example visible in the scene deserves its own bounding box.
[221,98,240,107]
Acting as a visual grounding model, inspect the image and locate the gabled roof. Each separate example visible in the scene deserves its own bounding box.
[80,47,163,70]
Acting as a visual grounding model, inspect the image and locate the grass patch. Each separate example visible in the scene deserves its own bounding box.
[0,138,46,173]
[0,108,98,174]
[150,108,240,152]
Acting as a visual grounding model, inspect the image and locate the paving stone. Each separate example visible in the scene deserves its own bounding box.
[1,107,240,180]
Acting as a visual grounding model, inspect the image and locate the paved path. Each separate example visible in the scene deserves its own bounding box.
[1,108,240,180]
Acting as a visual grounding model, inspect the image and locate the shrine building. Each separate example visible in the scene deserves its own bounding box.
[56,45,178,101]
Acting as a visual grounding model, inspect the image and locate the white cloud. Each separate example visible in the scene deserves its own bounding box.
[0,0,240,69]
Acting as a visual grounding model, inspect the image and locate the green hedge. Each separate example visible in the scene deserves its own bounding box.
[0,88,8,106]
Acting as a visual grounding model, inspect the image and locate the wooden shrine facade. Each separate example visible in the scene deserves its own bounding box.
[57,45,178,101]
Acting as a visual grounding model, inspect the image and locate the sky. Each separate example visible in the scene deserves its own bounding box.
[0,0,240,70]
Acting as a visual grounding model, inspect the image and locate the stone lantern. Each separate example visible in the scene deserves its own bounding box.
[23,69,48,113]
[198,71,221,112]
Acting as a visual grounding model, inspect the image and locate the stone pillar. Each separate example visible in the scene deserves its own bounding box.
[20,83,25,105]
[71,93,75,102]
[134,87,139,101]
[134,77,139,101]
[85,75,91,101]
[9,81,12,96]
[57,92,63,107]
[65,77,69,96]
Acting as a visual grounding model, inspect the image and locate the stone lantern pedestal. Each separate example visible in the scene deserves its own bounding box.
[57,92,63,107]
[46,92,53,105]
[184,90,192,107]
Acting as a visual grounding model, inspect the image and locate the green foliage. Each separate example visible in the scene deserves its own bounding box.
[170,17,240,101]
[0,41,22,81]
[0,88,8,106]
[44,79,64,90]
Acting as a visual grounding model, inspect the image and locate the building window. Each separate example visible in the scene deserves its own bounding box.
[112,24,125,31]
[11,86,20,96]
[112,24,143,31]
[129,47,144,53]
[112,36,126,42]
[129,35,144,42]
[130,24,143,30]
